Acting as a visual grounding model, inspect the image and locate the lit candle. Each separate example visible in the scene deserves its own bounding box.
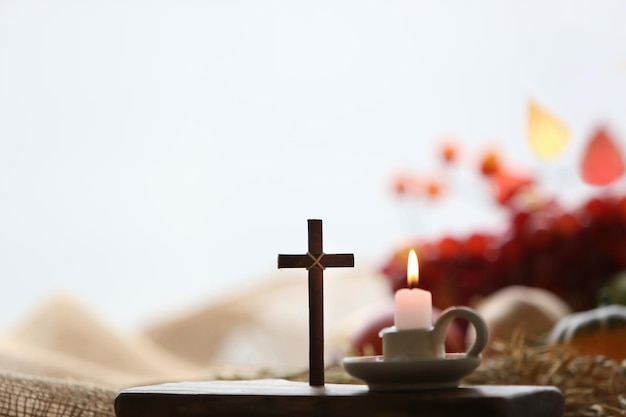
[394,249,432,330]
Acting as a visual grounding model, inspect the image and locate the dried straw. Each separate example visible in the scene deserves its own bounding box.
[458,331,625,417]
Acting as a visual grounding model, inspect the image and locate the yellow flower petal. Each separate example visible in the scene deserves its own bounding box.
[527,100,570,160]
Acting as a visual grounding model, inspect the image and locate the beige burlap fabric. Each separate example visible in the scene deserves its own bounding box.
[0,372,116,417]
[4,294,201,385]
[143,268,389,370]
[0,267,389,417]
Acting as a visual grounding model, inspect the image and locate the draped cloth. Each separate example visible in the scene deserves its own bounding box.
[0,372,116,417]
[0,267,389,417]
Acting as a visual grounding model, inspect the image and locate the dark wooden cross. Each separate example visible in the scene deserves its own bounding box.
[277,219,354,387]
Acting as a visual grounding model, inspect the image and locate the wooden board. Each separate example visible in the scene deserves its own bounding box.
[115,379,564,417]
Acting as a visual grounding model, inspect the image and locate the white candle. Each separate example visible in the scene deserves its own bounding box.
[394,249,432,330]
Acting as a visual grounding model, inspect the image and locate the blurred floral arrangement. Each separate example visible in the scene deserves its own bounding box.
[351,101,626,362]
[384,101,626,312]
[343,100,626,415]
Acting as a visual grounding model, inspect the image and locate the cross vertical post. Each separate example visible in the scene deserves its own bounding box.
[277,219,354,387]
[308,220,324,387]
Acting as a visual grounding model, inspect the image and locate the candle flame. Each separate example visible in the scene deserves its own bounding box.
[407,249,419,288]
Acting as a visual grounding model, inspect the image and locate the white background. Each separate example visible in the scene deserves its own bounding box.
[0,0,625,331]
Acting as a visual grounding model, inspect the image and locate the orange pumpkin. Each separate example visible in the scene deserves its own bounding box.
[548,305,626,359]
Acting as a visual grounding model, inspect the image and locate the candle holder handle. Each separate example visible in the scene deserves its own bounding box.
[433,306,489,357]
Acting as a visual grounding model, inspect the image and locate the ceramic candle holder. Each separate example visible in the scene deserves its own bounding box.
[380,306,489,361]
[342,306,489,390]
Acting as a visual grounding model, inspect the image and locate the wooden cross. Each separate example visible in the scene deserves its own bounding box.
[277,219,354,387]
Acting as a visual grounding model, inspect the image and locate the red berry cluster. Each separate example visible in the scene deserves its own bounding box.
[382,193,626,312]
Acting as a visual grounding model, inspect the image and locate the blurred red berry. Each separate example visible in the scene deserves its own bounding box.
[464,234,492,259]
[480,151,500,176]
[553,213,581,238]
[425,180,443,198]
[394,179,407,194]
[438,237,461,259]
[583,197,613,225]
[617,197,626,225]
[440,142,459,164]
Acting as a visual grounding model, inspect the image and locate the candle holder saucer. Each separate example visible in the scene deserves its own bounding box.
[342,353,481,391]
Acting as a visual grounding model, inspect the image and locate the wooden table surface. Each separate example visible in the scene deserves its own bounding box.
[115,379,564,417]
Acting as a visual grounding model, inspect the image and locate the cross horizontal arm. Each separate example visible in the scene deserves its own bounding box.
[277,254,355,269]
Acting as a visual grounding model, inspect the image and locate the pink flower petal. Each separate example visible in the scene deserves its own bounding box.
[581,127,625,186]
